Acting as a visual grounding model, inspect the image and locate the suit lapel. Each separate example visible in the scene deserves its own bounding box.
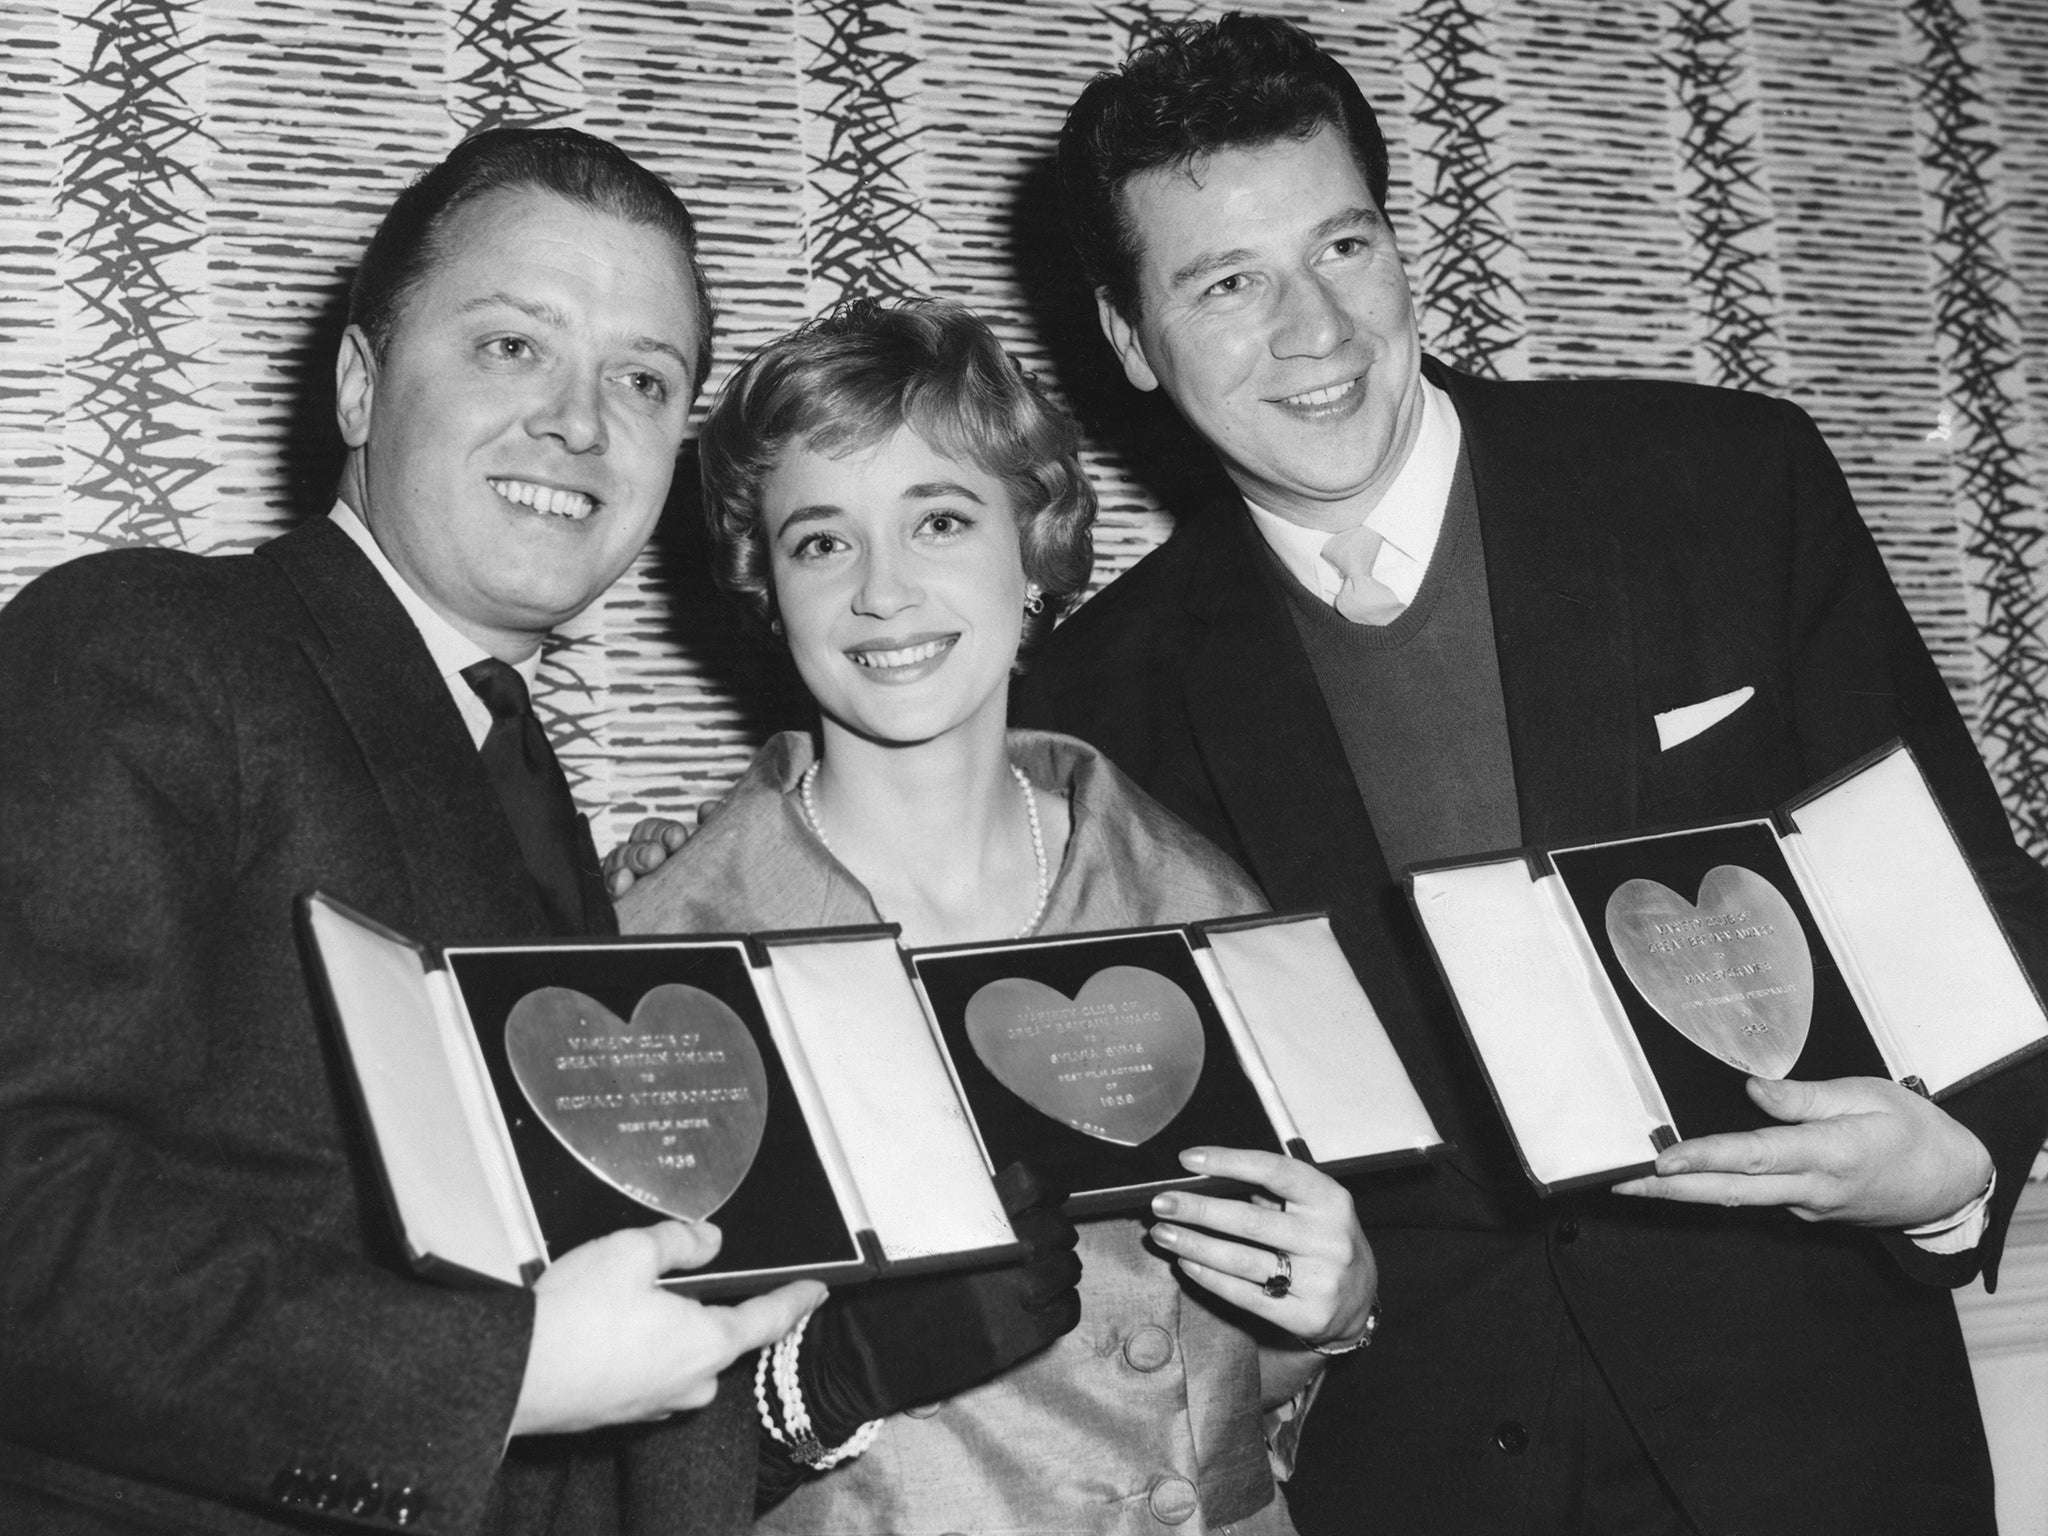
[1437,365,1640,847]
[258,518,553,941]
[1181,367,1644,876]
[573,814,619,936]
[1179,502,1390,913]
[1172,376,1645,1180]
[1176,505,1498,1154]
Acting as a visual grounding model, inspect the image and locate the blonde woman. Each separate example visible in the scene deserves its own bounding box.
[619,299,1377,1533]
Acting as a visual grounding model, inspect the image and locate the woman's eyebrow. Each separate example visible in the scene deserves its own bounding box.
[902,481,986,503]
[772,503,842,537]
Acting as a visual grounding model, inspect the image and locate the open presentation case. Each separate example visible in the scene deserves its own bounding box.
[906,913,1442,1217]
[1404,740,2048,1196]
[299,897,1021,1297]
[301,898,1441,1292]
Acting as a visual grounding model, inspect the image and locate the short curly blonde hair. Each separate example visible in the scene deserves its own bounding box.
[698,298,1096,647]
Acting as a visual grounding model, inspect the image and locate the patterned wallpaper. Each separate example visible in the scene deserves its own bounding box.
[1,0,2043,857]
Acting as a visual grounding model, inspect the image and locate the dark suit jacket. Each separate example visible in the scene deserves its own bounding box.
[1016,361,2048,1535]
[0,518,753,1536]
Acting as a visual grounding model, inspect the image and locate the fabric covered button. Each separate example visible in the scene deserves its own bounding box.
[309,1472,345,1511]
[1122,1324,1175,1373]
[388,1487,427,1527]
[343,1479,383,1518]
[1556,1216,1579,1244]
[268,1468,310,1506]
[1492,1419,1529,1455]
[1149,1474,1198,1525]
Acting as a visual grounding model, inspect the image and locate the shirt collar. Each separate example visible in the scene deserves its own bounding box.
[328,500,541,692]
[1244,376,1462,602]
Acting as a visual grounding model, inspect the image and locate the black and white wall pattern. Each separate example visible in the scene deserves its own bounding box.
[2,0,2044,855]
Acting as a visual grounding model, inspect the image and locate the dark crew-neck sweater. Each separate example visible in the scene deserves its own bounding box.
[1263,447,1522,877]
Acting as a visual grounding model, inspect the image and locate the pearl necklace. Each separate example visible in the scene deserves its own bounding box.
[798,758,1051,939]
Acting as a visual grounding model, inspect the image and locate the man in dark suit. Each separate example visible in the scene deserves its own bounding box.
[1019,15,2048,1534]
[0,128,820,1536]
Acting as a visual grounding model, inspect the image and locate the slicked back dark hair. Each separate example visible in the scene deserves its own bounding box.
[1059,11,1390,322]
[348,125,715,394]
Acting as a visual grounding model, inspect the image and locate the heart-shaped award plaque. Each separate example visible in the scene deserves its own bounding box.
[1603,865,1814,1079]
[964,965,1206,1146]
[505,984,768,1220]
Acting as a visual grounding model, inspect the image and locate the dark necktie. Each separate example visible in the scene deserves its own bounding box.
[461,657,601,934]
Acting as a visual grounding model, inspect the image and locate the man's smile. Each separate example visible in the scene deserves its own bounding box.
[489,476,599,520]
[1272,374,1365,416]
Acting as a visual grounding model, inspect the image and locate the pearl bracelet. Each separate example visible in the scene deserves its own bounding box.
[1306,1299,1381,1357]
[753,1312,884,1471]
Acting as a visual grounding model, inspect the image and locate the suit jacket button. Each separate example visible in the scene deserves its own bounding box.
[1122,1324,1175,1373]
[1148,1475,1198,1524]
[269,1468,310,1506]
[388,1486,427,1526]
[309,1471,345,1511]
[344,1479,384,1518]
[1493,1419,1529,1455]
[1556,1216,1580,1244]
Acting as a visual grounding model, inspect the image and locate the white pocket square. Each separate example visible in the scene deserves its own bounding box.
[1655,686,1755,751]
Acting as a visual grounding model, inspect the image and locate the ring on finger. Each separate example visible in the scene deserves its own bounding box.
[1262,1251,1293,1299]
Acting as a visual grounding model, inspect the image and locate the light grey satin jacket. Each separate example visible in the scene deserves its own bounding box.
[621,730,1299,1536]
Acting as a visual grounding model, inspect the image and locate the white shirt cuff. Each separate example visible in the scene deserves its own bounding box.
[1903,1172,1995,1255]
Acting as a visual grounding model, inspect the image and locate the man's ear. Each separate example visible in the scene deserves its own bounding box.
[1095,289,1159,394]
[335,324,377,448]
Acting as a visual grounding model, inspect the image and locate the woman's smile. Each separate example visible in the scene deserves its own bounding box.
[843,631,960,679]
[766,425,1027,748]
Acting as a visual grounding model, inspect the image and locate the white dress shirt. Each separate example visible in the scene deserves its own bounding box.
[1245,375,1462,608]
[329,500,542,750]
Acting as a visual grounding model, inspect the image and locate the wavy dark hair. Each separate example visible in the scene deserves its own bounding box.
[1059,11,1390,321]
[698,298,1095,649]
[349,125,714,394]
